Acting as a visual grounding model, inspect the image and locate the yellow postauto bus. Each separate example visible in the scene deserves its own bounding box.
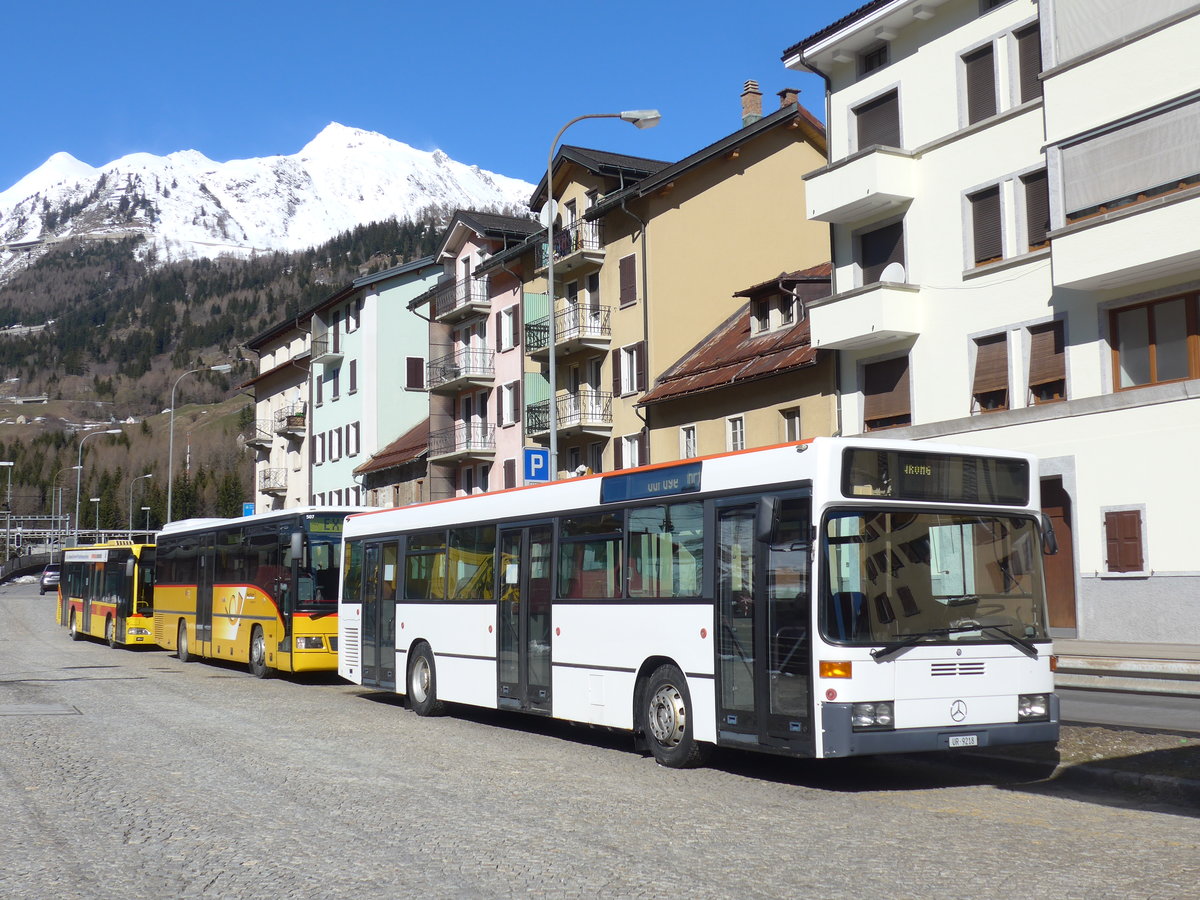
[58,541,157,647]
[153,508,356,677]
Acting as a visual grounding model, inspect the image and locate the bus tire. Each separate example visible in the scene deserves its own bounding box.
[407,644,444,717]
[177,621,192,663]
[105,616,116,649]
[641,664,710,769]
[68,611,81,641]
[248,626,270,679]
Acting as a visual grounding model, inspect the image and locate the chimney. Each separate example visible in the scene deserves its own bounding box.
[741,79,763,126]
[777,87,800,108]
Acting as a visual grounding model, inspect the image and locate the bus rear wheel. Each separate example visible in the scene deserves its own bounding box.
[248,626,270,679]
[641,664,710,769]
[105,616,116,649]
[177,621,191,663]
[68,611,81,641]
[407,644,444,717]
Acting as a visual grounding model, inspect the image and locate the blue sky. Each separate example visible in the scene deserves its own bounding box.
[2,0,863,193]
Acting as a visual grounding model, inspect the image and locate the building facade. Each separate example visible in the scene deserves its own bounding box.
[242,322,311,511]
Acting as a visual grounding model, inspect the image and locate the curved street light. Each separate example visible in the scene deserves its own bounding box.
[128,473,153,531]
[544,110,660,479]
[167,363,233,523]
[74,429,122,544]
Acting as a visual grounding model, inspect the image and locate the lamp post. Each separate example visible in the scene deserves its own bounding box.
[0,461,12,563]
[74,429,122,545]
[544,110,660,479]
[128,473,153,531]
[142,506,151,537]
[168,364,233,523]
[53,465,81,559]
[90,497,101,534]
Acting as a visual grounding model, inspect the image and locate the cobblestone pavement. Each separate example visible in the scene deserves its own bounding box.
[2,583,1197,899]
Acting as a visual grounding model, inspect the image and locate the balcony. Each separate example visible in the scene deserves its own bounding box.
[428,423,497,463]
[259,468,288,496]
[804,147,915,224]
[534,220,604,277]
[274,403,306,438]
[426,348,495,394]
[526,391,614,440]
[1050,188,1200,291]
[432,276,490,323]
[526,306,613,360]
[807,282,922,350]
[243,420,273,451]
[311,335,343,366]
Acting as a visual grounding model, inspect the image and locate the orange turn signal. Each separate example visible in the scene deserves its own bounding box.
[820,660,853,679]
[1049,654,1058,672]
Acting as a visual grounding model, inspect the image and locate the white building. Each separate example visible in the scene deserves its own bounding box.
[786,0,1200,646]
[242,321,311,511]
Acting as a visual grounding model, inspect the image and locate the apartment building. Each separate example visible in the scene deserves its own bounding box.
[786,0,1200,644]
[242,321,311,511]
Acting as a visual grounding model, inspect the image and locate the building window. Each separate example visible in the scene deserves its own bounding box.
[1103,508,1146,574]
[680,425,697,459]
[726,416,745,452]
[315,432,326,466]
[752,298,770,333]
[860,42,889,75]
[614,342,646,396]
[854,90,901,150]
[463,467,475,495]
[779,294,795,326]
[1023,170,1050,251]
[500,381,520,427]
[781,407,802,442]
[589,442,603,474]
[619,255,637,306]
[859,220,905,285]
[969,185,1003,266]
[1028,321,1066,404]
[503,459,516,489]
[349,422,361,457]
[406,357,425,390]
[331,366,341,400]
[348,359,357,394]
[1111,294,1198,389]
[497,306,518,352]
[615,431,647,470]
[972,333,1009,412]
[315,373,324,406]
[863,356,912,430]
[1014,24,1042,104]
[479,465,490,493]
[963,44,997,125]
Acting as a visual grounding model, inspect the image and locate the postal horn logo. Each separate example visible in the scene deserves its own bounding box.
[950,699,968,722]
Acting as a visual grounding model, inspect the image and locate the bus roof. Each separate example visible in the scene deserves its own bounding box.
[158,506,363,538]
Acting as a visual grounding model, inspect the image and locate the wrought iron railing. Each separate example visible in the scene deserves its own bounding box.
[244,420,273,448]
[428,423,497,457]
[426,348,495,390]
[259,468,288,493]
[431,276,490,319]
[526,305,612,352]
[274,403,306,435]
[534,220,603,268]
[526,391,613,433]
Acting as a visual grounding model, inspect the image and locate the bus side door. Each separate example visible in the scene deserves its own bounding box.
[196,533,216,653]
[497,523,553,714]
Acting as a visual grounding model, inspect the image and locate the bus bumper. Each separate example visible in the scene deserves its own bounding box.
[820,694,1060,758]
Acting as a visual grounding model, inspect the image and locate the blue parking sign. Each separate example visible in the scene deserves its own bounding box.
[242,502,256,517]
[524,448,550,483]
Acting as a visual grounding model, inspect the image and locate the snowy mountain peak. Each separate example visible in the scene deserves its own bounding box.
[0,124,535,283]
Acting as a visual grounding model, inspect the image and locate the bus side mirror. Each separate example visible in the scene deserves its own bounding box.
[126,558,136,578]
[756,496,780,543]
[290,530,304,562]
[1040,514,1059,556]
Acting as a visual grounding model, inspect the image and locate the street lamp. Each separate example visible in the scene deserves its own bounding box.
[128,473,153,531]
[168,363,233,523]
[544,110,660,479]
[74,429,122,545]
[90,497,101,533]
[52,465,81,559]
[141,506,151,536]
[0,461,11,563]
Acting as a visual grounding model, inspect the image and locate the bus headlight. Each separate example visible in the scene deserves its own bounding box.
[851,701,894,731]
[295,637,325,650]
[126,627,152,636]
[1018,693,1049,721]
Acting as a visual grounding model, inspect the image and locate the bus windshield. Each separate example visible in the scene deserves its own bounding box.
[298,535,341,607]
[821,509,1049,646]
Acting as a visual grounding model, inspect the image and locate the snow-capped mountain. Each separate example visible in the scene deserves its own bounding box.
[0,123,535,282]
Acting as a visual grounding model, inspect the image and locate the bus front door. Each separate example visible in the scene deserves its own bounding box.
[360,542,399,690]
[497,524,553,714]
[716,496,813,754]
[196,533,215,655]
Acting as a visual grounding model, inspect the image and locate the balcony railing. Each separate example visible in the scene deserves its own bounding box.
[428,423,497,461]
[526,391,613,436]
[274,403,306,437]
[432,276,490,322]
[426,348,495,392]
[526,305,612,355]
[244,420,273,450]
[535,220,604,270]
[259,468,288,495]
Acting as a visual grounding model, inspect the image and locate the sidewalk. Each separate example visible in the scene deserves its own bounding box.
[1053,639,1200,696]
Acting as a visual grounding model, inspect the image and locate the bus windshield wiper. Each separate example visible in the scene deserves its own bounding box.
[870,627,976,661]
[978,624,1038,659]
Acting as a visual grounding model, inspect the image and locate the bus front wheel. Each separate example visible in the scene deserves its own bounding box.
[105,616,116,649]
[641,664,711,769]
[177,621,191,663]
[248,626,270,679]
[407,644,444,717]
[68,611,81,641]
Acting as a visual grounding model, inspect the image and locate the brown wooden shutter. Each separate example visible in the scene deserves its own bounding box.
[1024,170,1050,250]
[637,428,649,467]
[406,357,424,390]
[861,221,904,284]
[614,436,624,470]
[514,305,521,348]
[349,359,358,393]
[972,334,1008,394]
[495,312,502,351]
[964,45,997,124]
[1104,509,1144,573]
[1028,321,1065,388]
[855,90,900,149]
[514,379,522,425]
[611,349,622,395]
[619,255,637,306]
[635,341,647,392]
[1015,24,1042,104]
[863,356,911,425]
[316,372,323,404]
[970,186,1002,265]
[504,458,516,489]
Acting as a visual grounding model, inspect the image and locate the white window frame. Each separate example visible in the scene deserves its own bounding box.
[781,408,802,442]
[680,425,698,459]
[622,433,641,468]
[620,345,639,396]
[726,416,745,452]
[500,306,517,352]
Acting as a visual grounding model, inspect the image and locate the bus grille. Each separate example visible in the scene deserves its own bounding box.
[340,627,358,667]
[931,661,986,677]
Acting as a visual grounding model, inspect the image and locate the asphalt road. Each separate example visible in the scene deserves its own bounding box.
[2,582,1197,899]
[1059,686,1200,733]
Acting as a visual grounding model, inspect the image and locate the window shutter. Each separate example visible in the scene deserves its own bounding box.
[1105,509,1144,573]
[861,221,904,284]
[970,186,1002,265]
[614,436,624,470]
[635,342,647,392]
[495,312,502,351]
[612,349,622,395]
[963,45,997,124]
[514,379,522,425]
[514,305,521,349]
[863,356,911,425]
[349,359,358,393]
[972,334,1009,394]
[1024,170,1050,250]
[1028,321,1065,388]
[855,91,901,149]
[316,372,323,404]
[504,458,516,489]
[406,357,425,390]
[1016,24,1042,104]
[637,428,649,467]
[619,255,637,306]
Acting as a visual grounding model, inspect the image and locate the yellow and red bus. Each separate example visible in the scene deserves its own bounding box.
[153,508,355,677]
[58,541,157,648]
